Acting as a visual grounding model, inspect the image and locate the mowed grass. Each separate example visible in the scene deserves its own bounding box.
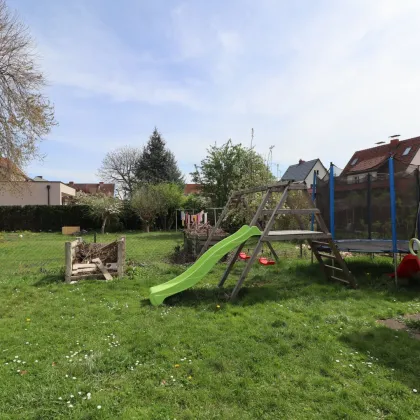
[1,232,420,419]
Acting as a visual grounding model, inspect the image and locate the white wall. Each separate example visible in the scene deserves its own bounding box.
[305,160,327,187]
[0,182,75,205]
[408,148,420,170]
[346,172,377,183]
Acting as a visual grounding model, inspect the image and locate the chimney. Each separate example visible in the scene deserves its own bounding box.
[37,176,43,179]
[99,182,104,185]
[299,159,305,165]
[69,181,74,185]
[390,139,399,147]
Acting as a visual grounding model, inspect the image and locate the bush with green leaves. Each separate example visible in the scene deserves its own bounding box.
[131,183,184,232]
[75,192,123,234]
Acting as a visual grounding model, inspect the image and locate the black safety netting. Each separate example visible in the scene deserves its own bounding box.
[315,164,420,241]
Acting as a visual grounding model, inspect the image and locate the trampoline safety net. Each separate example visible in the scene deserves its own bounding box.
[315,164,420,241]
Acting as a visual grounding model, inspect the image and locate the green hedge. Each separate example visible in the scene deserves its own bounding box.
[0,204,142,232]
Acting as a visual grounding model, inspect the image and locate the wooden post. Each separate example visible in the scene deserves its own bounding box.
[117,236,126,278]
[198,194,233,257]
[219,188,274,288]
[65,241,72,283]
[230,186,290,299]
[175,210,178,232]
[242,197,279,262]
[213,208,217,226]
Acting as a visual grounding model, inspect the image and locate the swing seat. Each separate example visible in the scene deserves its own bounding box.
[259,257,275,265]
[239,252,250,260]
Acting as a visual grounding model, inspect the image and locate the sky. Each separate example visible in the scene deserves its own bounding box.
[7,0,420,183]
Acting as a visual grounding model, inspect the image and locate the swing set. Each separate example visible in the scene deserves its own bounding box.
[199,180,357,300]
[239,245,276,265]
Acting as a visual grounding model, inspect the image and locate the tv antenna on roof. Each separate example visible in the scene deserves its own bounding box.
[389,134,400,138]
[375,141,385,145]
[267,145,275,173]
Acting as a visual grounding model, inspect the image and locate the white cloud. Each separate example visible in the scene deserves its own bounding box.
[14,0,420,182]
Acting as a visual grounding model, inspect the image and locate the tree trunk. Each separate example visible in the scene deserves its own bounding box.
[145,222,150,233]
[101,216,108,234]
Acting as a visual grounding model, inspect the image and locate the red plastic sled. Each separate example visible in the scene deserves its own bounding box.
[259,257,275,265]
[239,252,250,260]
[389,254,420,278]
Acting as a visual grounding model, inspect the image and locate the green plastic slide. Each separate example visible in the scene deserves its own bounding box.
[149,225,262,305]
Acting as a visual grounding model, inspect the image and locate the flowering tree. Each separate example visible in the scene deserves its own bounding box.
[75,192,123,234]
[130,185,161,233]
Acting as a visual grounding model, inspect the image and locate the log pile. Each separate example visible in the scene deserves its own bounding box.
[65,237,125,282]
[185,223,227,238]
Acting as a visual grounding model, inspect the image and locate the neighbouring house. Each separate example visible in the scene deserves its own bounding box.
[341,136,420,182]
[282,159,328,188]
[0,157,30,181]
[67,182,115,197]
[0,161,76,205]
[0,181,76,205]
[184,184,201,195]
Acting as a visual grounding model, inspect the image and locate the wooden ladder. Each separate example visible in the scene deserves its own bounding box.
[299,188,357,288]
[310,239,357,287]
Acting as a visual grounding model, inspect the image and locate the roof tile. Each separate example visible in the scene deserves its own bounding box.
[282,159,319,181]
[341,136,420,175]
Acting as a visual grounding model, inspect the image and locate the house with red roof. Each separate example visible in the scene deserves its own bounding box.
[67,182,115,197]
[0,157,30,181]
[183,183,201,195]
[341,136,420,182]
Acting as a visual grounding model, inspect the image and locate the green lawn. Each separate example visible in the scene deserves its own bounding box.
[1,232,420,419]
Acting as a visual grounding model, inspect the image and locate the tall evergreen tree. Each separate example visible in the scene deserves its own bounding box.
[136,128,184,184]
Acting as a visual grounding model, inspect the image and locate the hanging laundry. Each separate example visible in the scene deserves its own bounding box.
[204,212,208,224]
[181,211,185,221]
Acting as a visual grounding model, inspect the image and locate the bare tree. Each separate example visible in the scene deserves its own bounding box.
[97,146,142,198]
[0,0,56,184]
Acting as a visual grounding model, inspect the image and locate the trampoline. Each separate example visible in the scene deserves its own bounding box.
[324,239,414,254]
[312,156,420,279]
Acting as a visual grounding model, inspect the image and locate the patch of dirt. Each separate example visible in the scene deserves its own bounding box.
[405,313,420,321]
[377,313,420,341]
[377,319,407,331]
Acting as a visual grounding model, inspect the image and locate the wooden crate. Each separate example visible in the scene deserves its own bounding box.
[62,226,80,235]
[65,237,126,282]
[184,232,228,258]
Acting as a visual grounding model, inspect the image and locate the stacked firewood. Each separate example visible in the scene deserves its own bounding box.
[185,223,227,237]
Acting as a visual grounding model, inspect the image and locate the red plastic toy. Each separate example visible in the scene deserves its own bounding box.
[389,254,420,278]
[239,252,250,260]
[259,257,275,265]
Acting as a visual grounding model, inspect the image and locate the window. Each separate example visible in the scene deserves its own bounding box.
[351,158,358,166]
[316,169,319,175]
[402,146,412,156]
[354,176,359,184]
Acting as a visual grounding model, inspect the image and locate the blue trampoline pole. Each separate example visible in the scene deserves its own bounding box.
[389,156,398,284]
[329,163,335,239]
[311,170,317,231]
[389,157,397,253]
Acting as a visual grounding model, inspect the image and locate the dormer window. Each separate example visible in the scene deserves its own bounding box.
[351,158,358,166]
[402,146,411,156]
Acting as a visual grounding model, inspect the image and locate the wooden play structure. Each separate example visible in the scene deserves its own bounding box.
[200,181,357,299]
[65,237,126,282]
